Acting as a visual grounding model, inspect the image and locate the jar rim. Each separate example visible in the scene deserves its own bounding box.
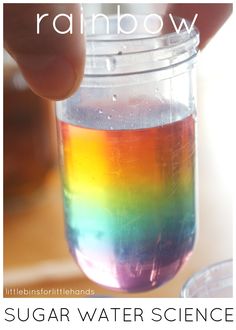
[85,14,199,44]
[84,14,199,77]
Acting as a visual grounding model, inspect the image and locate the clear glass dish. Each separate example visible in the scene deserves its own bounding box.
[181,259,233,298]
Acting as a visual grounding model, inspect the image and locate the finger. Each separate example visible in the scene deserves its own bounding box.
[167,3,233,49]
[4,4,85,100]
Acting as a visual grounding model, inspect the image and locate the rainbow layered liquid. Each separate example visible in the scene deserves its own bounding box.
[57,102,196,292]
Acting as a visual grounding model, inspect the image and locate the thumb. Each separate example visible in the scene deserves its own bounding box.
[4,4,85,100]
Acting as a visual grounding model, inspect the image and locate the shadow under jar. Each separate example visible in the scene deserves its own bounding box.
[56,15,199,292]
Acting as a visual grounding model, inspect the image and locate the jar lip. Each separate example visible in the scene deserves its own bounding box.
[83,53,197,80]
[84,14,199,77]
[85,14,199,45]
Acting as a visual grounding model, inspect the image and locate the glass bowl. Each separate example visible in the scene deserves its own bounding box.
[181,259,233,298]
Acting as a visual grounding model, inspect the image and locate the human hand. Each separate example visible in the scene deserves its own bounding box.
[4,3,232,101]
[4,4,85,100]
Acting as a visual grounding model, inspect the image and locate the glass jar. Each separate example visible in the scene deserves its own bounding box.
[4,52,56,201]
[56,15,199,292]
